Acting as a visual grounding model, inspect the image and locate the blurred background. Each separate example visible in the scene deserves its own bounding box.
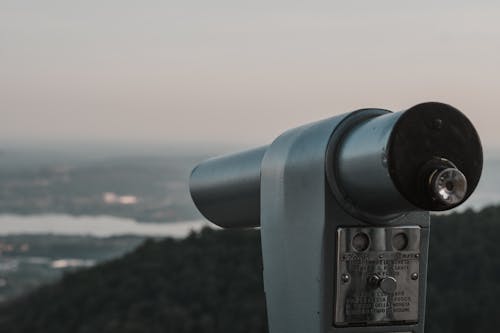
[0,1,499,332]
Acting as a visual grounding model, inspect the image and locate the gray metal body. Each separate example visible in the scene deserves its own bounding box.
[260,112,429,333]
[333,111,415,221]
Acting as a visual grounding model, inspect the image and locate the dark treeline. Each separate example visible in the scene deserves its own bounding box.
[0,206,499,332]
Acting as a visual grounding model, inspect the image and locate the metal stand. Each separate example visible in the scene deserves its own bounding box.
[190,102,483,333]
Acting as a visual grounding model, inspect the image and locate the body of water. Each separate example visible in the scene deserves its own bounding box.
[0,215,211,238]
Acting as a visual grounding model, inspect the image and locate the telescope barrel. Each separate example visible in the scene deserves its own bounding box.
[190,102,483,228]
[330,102,482,222]
[189,146,267,228]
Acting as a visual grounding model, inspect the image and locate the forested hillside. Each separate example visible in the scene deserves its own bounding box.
[0,207,499,333]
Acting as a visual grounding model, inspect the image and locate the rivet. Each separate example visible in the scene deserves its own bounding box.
[432,118,443,130]
[368,274,380,287]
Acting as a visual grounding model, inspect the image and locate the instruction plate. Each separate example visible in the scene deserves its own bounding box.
[335,226,421,326]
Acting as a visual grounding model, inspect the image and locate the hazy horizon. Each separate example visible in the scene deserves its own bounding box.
[2,1,500,148]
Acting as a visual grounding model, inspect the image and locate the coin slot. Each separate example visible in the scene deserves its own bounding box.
[352,232,370,252]
[392,232,408,251]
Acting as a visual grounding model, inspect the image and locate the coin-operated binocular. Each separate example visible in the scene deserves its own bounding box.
[189,102,482,333]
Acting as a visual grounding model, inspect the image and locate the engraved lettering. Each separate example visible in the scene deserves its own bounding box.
[336,227,421,324]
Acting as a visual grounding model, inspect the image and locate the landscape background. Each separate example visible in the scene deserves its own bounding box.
[2,0,500,332]
[0,143,497,333]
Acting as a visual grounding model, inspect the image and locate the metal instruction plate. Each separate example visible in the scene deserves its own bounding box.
[335,226,421,326]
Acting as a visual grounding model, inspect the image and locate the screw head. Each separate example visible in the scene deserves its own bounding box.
[341,273,350,283]
[411,273,419,280]
[432,118,443,130]
[367,274,380,287]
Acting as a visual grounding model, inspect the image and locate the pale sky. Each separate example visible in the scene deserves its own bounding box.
[2,1,500,148]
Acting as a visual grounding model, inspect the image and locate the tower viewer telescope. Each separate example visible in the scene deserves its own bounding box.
[190,102,482,333]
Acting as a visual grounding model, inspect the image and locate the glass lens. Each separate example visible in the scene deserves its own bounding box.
[431,168,468,205]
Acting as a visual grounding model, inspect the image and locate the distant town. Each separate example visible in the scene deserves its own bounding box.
[0,154,203,222]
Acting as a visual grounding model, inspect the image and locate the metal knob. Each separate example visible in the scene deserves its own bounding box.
[379,277,398,294]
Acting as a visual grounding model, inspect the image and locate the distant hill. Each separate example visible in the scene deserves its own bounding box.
[1,207,499,333]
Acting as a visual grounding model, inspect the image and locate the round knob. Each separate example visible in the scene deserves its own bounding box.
[379,277,397,294]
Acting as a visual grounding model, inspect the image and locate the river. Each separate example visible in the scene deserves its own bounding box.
[0,215,212,238]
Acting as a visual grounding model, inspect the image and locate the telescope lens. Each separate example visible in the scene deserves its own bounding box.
[430,168,468,206]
